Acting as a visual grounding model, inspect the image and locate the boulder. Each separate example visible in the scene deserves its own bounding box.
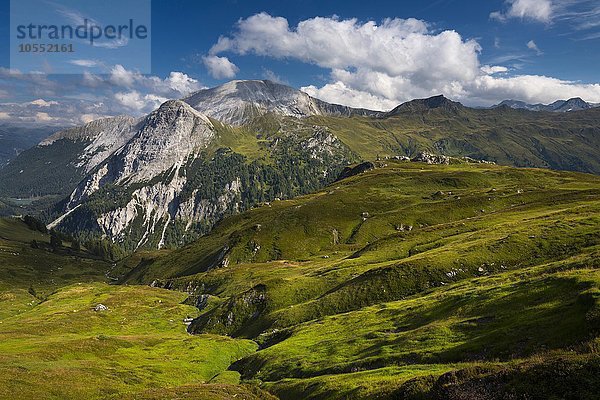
[94,304,108,312]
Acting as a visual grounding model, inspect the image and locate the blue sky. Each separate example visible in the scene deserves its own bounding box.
[0,0,599,125]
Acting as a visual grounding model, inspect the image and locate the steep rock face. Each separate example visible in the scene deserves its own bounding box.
[65,101,215,208]
[51,101,219,248]
[184,80,380,125]
[50,98,354,250]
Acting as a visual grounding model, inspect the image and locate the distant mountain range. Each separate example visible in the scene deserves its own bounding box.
[493,97,599,112]
[1,80,600,250]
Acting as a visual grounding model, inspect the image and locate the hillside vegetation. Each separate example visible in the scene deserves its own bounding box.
[0,218,273,399]
[119,161,600,398]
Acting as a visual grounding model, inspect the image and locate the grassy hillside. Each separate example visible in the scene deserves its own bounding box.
[0,217,111,318]
[310,105,600,173]
[0,283,269,399]
[119,161,600,398]
[2,158,600,399]
[0,217,274,399]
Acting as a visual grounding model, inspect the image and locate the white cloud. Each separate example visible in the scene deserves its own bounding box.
[468,74,600,105]
[210,14,440,78]
[108,65,202,97]
[114,91,168,113]
[209,13,600,109]
[0,66,203,125]
[109,65,139,87]
[202,55,239,79]
[481,65,509,75]
[164,72,202,95]
[302,82,399,110]
[30,99,59,107]
[34,112,56,122]
[491,0,554,23]
[526,40,543,55]
[69,59,99,68]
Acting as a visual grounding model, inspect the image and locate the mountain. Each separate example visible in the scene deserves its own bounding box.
[495,97,598,112]
[116,160,600,399]
[0,116,137,200]
[183,79,380,125]
[47,99,354,250]
[0,123,60,167]
[2,81,600,251]
[2,82,600,399]
[385,94,464,115]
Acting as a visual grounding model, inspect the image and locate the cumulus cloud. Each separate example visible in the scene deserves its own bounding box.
[114,91,169,113]
[106,65,203,97]
[302,81,399,110]
[202,55,239,79]
[209,13,600,109]
[490,0,554,23]
[109,64,138,87]
[468,74,600,105]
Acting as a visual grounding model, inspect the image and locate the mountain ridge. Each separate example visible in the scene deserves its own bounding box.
[184,79,382,125]
[493,97,599,112]
[2,79,600,250]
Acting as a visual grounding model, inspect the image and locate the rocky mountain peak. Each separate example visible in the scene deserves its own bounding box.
[183,80,318,125]
[145,100,212,127]
[387,95,464,115]
[184,79,380,125]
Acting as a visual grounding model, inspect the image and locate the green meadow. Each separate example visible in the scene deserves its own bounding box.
[1,161,599,399]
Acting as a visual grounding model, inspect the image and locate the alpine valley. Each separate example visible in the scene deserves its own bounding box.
[0,80,599,400]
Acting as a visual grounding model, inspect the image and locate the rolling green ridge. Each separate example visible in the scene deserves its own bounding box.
[118,161,600,398]
[2,159,600,399]
[310,104,600,173]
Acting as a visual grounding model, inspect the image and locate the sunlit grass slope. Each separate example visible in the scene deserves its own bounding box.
[119,160,600,399]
